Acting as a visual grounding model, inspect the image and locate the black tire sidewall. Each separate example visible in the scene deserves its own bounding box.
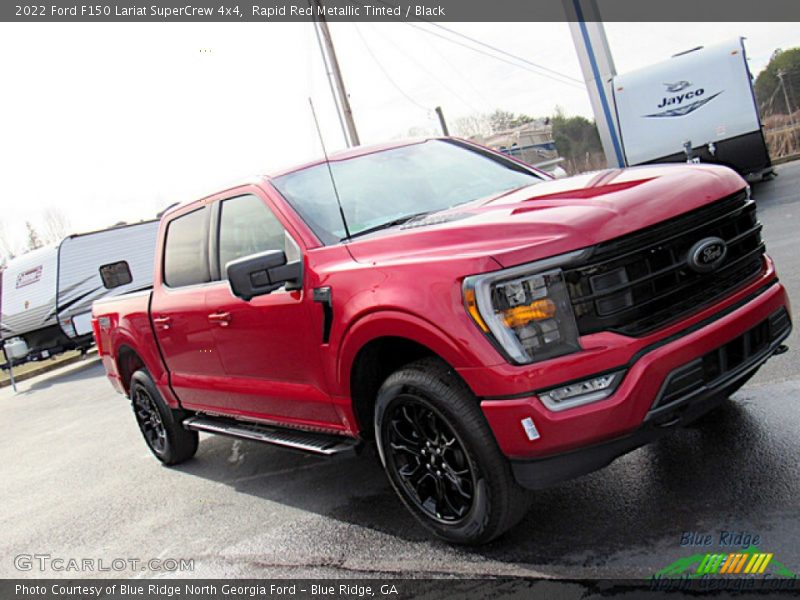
[130,369,196,465]
[374,364,517,544]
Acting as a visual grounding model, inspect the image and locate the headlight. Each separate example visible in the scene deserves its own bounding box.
[463,257,583,364]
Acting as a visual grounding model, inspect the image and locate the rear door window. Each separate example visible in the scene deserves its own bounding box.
[163,207,211,287]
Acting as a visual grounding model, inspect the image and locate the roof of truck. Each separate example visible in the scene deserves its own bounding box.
[161,137,442,219]
[266,137,433,179]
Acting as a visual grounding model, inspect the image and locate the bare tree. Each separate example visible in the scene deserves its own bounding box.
[26,221,43,251]
[403,125,438,138]
[452,113,491,138]
[40,208,71,244]
[487,109,517,133]
[0,221,16,263]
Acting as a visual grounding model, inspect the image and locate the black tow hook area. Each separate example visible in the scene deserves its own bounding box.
[774,344,789,356]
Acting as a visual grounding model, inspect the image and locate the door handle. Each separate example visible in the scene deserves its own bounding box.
[207,311,232,327]
[153,316,171,330]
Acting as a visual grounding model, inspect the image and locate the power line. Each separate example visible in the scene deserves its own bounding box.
[403,21,584,90]
[353,24,431,112]
[343,0,583,91]
[365,0,584,89]
[366,23,482,113]
[405,24,495,110]
[425,21,584,85]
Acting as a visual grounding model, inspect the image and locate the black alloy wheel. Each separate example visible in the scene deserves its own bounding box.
[375,358,531,544]
[129,369,198,465]
[133,385,168,456]
[384,396,476,523]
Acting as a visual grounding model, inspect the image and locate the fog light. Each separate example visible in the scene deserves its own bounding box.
[538,371,624,412]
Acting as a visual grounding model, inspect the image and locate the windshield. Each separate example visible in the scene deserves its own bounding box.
[271,139,543,244]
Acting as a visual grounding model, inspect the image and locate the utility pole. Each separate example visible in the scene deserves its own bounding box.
[435,106,449,136]
[313,1,360,147]
[778,69,799,147]
[564,0,625,168]
[778,69,796,122]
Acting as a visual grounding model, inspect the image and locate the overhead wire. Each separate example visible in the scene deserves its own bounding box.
[343,0,584,90]
[365,22,483,113]
[402,22,584,90]
[402,23,495,111]
[358,0,584,89]
[353,24,432,112]
[423,21,584,85]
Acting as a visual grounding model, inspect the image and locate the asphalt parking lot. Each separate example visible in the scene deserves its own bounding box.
[2,162,799,580]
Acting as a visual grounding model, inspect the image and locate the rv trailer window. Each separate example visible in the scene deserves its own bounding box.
[99,261,133,289]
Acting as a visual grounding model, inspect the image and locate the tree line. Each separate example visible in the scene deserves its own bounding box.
[451,108,604,174]
[0,208,71,267]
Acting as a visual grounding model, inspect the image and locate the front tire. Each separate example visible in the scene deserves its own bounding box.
[130,369,198,465]
[374,358,529,544]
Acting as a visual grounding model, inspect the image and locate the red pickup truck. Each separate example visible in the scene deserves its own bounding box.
[93,138,791,544]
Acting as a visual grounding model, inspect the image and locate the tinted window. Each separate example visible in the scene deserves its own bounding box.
[272,139,542,244]
[218,195,297,276]
[163,207,210,287]
[99,261,132,289]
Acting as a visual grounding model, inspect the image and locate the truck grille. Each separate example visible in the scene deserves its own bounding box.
[565,190,765,336]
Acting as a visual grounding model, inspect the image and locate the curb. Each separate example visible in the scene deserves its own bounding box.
[772,155,800,166]
[0,352,98,389]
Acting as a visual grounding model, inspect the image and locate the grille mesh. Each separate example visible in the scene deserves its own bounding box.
[565,190,765,336]
[652,307,791,412]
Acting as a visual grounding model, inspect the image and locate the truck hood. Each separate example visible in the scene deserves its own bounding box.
[345,163,746,269]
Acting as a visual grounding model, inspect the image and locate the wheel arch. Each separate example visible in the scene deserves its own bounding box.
[116,344,146,395]
[110,333,179,408]
[339,311,475,438]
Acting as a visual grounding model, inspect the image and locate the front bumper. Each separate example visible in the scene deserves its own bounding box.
[458,259,791,487]
[511,309,790,489]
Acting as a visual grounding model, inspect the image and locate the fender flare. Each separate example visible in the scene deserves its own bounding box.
[110,327,177,407]
[336,309,471,397]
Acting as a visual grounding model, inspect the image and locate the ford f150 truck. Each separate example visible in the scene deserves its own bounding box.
[93,138,792,544]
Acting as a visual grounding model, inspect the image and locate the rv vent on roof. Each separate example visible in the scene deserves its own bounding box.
[672,46,704,58]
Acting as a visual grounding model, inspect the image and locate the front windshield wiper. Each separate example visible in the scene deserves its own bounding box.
[343,211,432,241]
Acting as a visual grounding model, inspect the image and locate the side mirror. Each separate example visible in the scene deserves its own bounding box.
[226,250,303,301]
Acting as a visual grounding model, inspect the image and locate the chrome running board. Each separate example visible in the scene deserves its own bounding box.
[183,416,360,456]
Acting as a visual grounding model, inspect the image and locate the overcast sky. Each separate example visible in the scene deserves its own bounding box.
[1,21,799,256]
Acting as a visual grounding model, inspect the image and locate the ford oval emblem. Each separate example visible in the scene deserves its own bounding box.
[687,237,727,273]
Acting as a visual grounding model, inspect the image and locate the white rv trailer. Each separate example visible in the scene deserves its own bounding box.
[0,245,60,359]
[612,38,772,178]
[55,219,159,343]
[1,219,159,361]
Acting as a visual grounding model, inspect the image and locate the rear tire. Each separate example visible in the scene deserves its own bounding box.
[130,369,197,465]
[374,358,530,544]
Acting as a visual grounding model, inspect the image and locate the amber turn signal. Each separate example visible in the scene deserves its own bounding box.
[501,298,557,328]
